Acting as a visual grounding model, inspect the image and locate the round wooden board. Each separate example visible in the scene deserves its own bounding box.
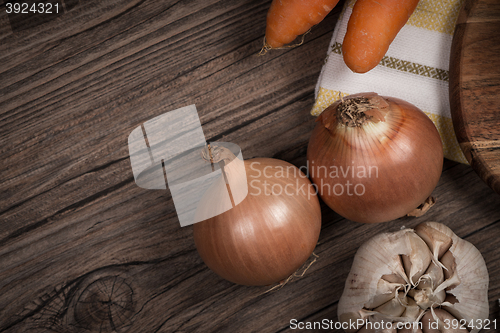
[449,0,500,194]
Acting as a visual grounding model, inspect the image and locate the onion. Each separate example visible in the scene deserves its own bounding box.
[193,157,321,286]
[307,92,443,223]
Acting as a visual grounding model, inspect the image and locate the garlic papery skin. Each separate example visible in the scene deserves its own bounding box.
[338,222,489,333]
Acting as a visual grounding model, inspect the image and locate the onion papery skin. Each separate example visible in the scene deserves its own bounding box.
[307,93,443,223]
[193,158,321,286]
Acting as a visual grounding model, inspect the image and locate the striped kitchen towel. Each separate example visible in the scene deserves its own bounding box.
[312,0,467,164]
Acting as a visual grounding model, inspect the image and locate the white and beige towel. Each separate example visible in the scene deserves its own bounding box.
[312,0,467,163]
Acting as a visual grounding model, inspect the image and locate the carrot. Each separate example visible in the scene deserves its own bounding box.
[342,0,420,73]
[264,0,340,49]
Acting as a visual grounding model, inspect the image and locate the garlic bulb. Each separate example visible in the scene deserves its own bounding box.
[338,222,489,333]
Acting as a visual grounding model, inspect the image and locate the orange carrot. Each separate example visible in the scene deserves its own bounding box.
[342,0,420,73]
[265,0,341,49]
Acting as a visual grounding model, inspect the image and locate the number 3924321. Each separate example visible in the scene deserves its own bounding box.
[6,2,60,14]
[443,319,497,331]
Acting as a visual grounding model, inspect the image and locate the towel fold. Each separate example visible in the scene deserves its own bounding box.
[312,0,467,164]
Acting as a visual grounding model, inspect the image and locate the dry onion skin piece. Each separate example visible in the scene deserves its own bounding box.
[338,222,489,333]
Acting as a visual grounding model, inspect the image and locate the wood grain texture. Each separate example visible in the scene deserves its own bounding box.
[0,0,499,332]
[449,0,500,194]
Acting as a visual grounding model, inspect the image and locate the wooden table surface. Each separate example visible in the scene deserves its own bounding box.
[1,1,499,332]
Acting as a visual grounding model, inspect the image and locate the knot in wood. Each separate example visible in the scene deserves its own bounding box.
[74,276,134,332]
